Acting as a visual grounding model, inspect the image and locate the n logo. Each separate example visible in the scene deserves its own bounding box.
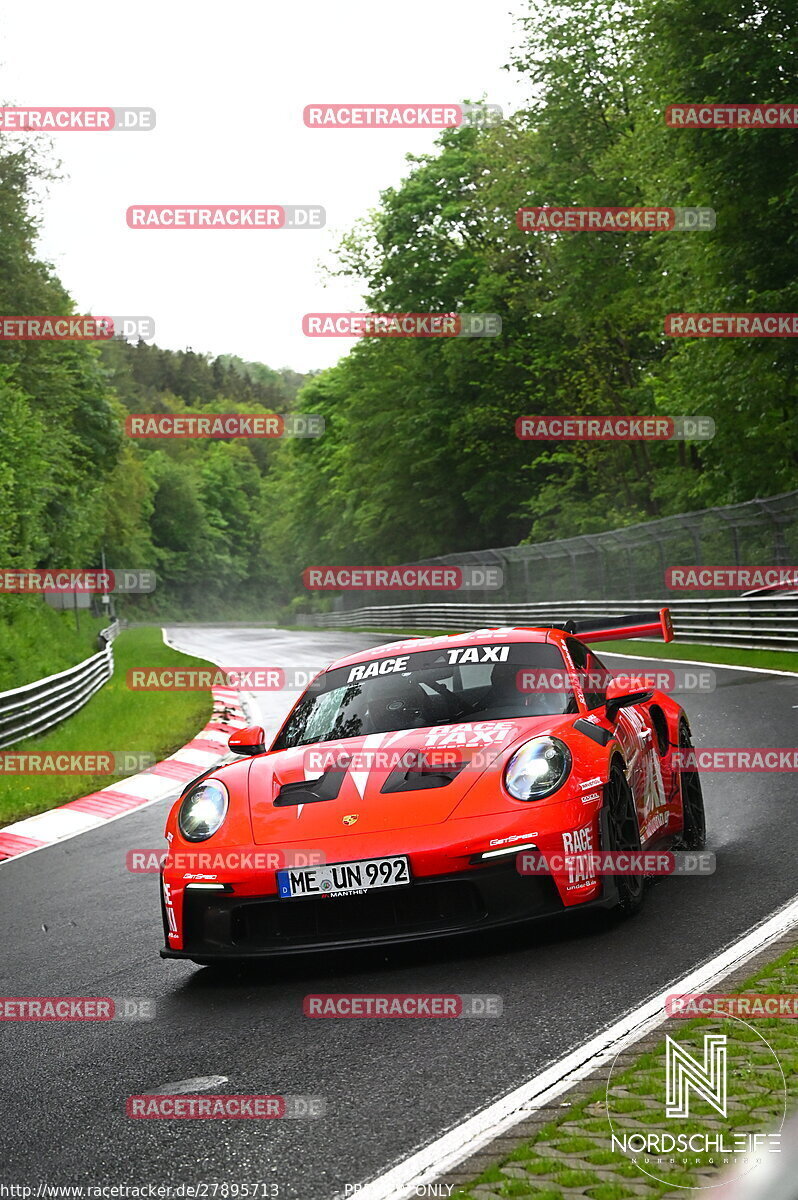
[666,1034,727,1118]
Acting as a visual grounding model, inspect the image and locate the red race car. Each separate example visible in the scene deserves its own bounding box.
[160,611,706,965]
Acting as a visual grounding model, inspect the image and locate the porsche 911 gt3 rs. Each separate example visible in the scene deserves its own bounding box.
[160,610,706,964]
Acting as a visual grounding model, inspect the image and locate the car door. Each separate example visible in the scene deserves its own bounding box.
[615,703,666,836]
[565,638,665,835]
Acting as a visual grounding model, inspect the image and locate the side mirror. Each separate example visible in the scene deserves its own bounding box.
[228,725,266,755]
[605,679,654,723]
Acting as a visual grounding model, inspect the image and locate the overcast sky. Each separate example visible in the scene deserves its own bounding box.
[0,0,532,374]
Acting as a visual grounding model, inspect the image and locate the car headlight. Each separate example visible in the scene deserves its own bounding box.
[177,779,229,841]
[504,737,571,801]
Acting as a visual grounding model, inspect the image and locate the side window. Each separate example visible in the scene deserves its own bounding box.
[566,639,612,709]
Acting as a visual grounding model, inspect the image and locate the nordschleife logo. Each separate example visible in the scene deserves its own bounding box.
[605,1013,785,1189]
[665,1033,727,1118]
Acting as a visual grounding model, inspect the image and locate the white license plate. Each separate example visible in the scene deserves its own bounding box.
[277,855,410,899]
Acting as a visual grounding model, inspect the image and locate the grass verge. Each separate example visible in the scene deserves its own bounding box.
[0,597,107,690]
[0,627,215,826]
[597,638,798,674]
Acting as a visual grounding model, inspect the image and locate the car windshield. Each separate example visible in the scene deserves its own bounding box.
[271,640,577,750]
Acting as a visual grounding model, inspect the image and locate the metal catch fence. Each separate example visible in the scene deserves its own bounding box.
[327,489,798,609]
[300,490,798,649]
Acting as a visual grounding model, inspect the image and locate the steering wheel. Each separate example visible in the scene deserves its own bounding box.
[365,682,430,732]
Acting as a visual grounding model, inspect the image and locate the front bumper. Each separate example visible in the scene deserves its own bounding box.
[160,860,617,961]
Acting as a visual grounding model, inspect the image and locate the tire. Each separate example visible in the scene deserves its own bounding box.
[676,719,707,850]
[603,762,645,917]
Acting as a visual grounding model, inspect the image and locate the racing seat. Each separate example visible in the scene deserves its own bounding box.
[479,661,570,718]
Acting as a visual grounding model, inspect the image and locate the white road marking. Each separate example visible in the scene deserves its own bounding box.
[147,1076,229,1095]
[351,891,798,1200]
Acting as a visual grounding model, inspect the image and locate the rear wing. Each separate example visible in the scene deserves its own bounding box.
[548,608,674,644]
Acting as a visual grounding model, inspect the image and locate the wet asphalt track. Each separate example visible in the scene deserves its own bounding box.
[1,626,797,1197]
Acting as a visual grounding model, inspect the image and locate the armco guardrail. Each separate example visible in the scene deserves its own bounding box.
[0,620,120,750]
[298,597,798,651]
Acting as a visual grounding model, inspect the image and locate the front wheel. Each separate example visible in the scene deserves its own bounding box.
[676,719,707,850]
[603,762,645,917]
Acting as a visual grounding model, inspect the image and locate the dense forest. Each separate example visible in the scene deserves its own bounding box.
[1,0,796,622]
